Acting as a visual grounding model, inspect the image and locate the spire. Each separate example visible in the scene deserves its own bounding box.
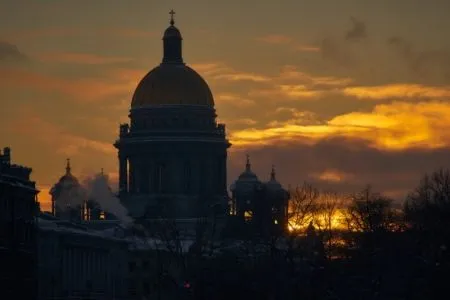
[162,9,183,64]
[245,154,251,172]
[169,9,175,26]
[270,164,276,181]
[65,158,71,175]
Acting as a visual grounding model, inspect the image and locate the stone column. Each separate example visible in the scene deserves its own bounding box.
[221,154,227,194]
[119,153,128,195]
[148,161,154,193]
[129,158,135,193]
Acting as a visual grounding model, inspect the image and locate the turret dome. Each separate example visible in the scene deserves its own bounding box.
[230,155,261,192]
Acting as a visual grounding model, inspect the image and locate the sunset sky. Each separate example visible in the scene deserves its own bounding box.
[1,0,450,211]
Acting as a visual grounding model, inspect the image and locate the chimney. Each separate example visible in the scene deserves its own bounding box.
[3,147,11,164]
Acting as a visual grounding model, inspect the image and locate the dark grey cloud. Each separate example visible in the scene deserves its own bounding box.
[345,17,367,42]
[318,16,367,67]
[228,137,450,202]
[0,41,28,63]
[320,37,355,67]
[387,36,450,84]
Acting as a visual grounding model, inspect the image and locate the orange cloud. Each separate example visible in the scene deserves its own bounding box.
[37,52,133,65]
[293,45,321,52]
[245,65,352,101]
[229,101,450,151]
[343,83,450,100]
[214,73,270,82]
[278,84,322,98]
[267,108,319,126]
[256,34,293,44]
[216,93,256,107]
[98,28,156,38]
[312,170,353,183]
[191,62,270,83]
[0,67,134,102]
[279,65,353,87]
[248,84,321,100]
[11,106,115,156]
[256,35,319,53]
[6,27,156,41]
[4,27,83,41]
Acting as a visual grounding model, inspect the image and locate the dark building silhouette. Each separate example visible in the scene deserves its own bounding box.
[37,212,129,299]
[114,12,230,222]
[0,147,39,299]
[230,155,289,235]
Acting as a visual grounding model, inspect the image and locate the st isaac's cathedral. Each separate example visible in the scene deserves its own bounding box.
[114,11,230,222]
[50,11,289,236]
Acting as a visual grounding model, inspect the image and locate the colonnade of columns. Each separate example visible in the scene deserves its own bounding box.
[118,153,227,196]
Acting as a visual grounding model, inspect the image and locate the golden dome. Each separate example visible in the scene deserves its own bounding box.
[131,64,214,107]
[130,10,214,108]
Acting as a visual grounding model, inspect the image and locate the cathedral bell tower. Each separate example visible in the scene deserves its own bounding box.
[114,11,231,222]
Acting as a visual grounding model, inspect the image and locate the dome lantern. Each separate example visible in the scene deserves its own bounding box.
[162,9,183,64]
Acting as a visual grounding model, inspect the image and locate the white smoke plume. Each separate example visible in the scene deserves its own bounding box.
[82,172,133,225]
[52,180,86,212]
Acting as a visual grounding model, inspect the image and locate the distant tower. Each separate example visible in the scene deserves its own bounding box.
[230,158,290,235]
[49,159,86,220]
[230,155,262,220]
[258,165,290,233]
[114,11,231,223]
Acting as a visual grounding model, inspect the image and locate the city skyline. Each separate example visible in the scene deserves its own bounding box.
[1,0,450,211]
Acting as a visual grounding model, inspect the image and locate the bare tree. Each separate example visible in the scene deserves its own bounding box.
[344,185,395,234]
[288,182,320,232]
[405,168,450,233]
[316,191,346,259]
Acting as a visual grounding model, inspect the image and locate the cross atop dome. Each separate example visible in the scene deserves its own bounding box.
[66,158,71,175]
[246,154,251,172]
[271,165,276,181]
[169,9,176,26]
[162,9,183,64]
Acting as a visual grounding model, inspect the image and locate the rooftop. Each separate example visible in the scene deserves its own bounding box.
[0,146,37,191]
